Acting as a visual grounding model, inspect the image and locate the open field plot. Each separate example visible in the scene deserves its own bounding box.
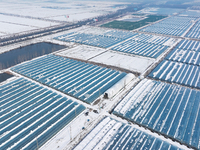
[186,21,200,39]
[54,30,137,48]
[0,21,37,36]
[113,79,200,149]
[0,0,125,37]
[0,11,59,36]
[11,54,127,104]
[141,16,194,36]
[111,34,171,58]
[74,117,184,150]
[0,14,59,29]
[121,17,144,22]
[138,7,184,16]
[0,77,85,150]
[89,51,154,73]
[0,1,122,23]
[100,15,167,30]
[56,45,107,60]
[56,45,154,74]
[149,60,200,89]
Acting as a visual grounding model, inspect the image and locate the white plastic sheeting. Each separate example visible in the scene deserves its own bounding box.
[104,73,135,98]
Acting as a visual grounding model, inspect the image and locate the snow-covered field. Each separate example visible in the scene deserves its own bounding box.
[74,116,189,150]
[40,110,100,150]
[90,51,154,73]
[1,3,199,150]
[56,45,107,60]
[0,0,125,37]
[0,1,125,22]
[117,15,146,22]
[113,78,200,149]
[79,26,110,35]
[138,7,183,15]
[0,14,58,28]
[56,45,154,74]
[50,11,107,22]
[0,32,5,36]
[0,21,37,35]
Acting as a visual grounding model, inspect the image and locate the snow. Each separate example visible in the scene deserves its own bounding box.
[138,7,183,16]
[50,12,106,22]
[74,116,190,150]
[0,1,196,148]
[0,1,125,23]
[0,32,6,36]
[80,119,118,150]
[162,38,177,46]
[118,79,154,115]
[89,51,155,73]
[0,14,59,28]
[93,122,122,150]
[5,65,191,150]
[114,79,147,113]
[104,73,135,98]
[0,21,37,35]
[56,45,154,74]
[73,117,111,150]
[0,0,125,37]
[56,45,107,60]
[40,110,100,150]
[138,7,159,14]
[117,15,146,22]
[79,26,109,35]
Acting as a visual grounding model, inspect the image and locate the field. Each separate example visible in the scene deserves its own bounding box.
[0,4,199,150]
[166,48,200,66]
[113,79,200,149]
[149,39,200,89]
[56,45,154,74]
[74,117,184,150]
[0,0,124,37]
[186,20,200,39]
[11,54,128,104]
[138,7,184,15]
[141,16,194,36]
[100,15,167,30]
[179,10,200,18]
[0,78,85,150]
[111,33,174,58]
[54,28,136,48]
[89,51,154,73]
[149,60,200,89]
